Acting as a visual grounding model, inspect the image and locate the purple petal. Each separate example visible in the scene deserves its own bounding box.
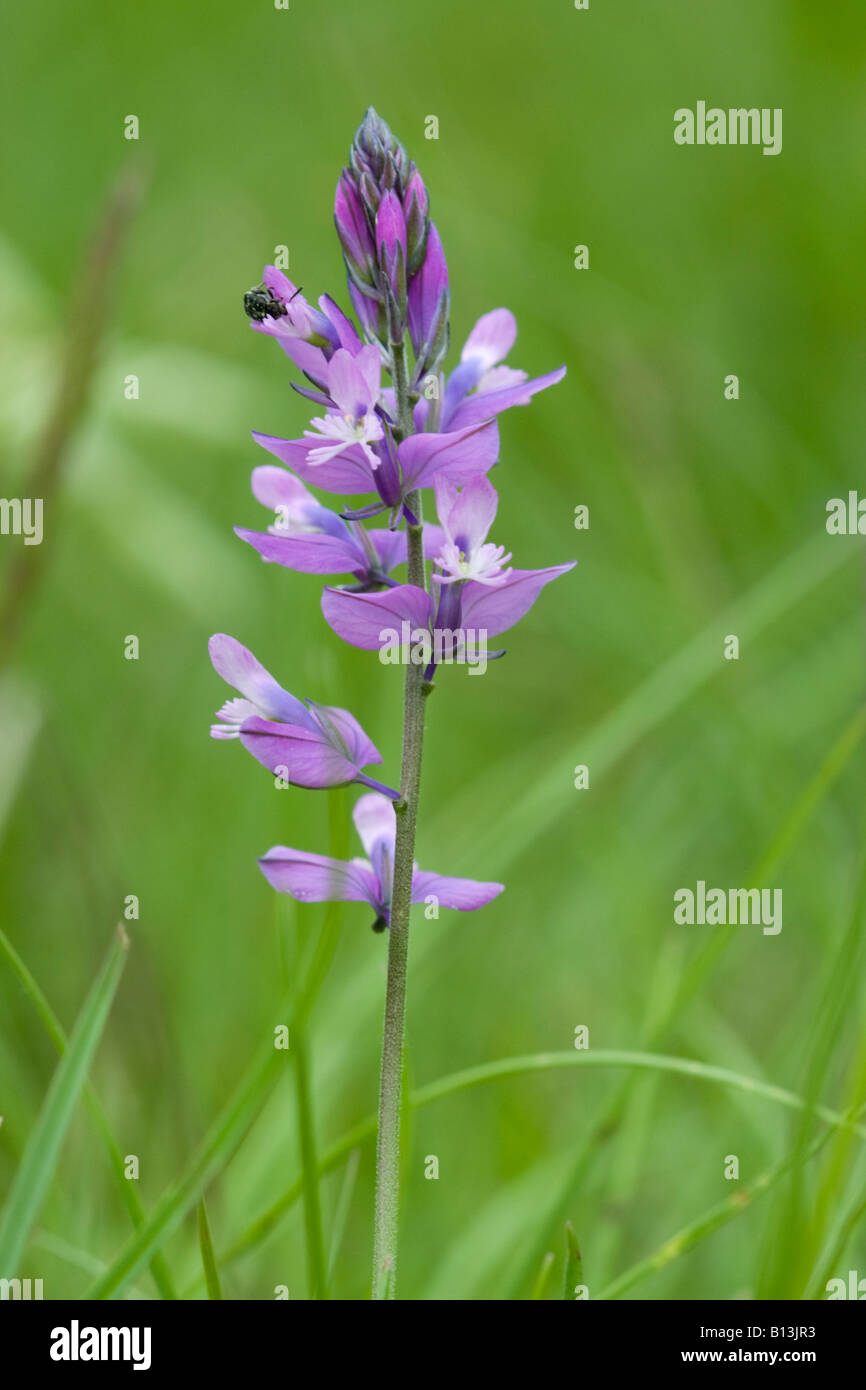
[444,365,566,432]
[239,716,368,788]
[461,308,517,372]
[258,846,381,908]
[334,173,376,278]
[321,584,432,651]
[262,266,298,301]
[433,475,498,553]
[397,420,499,492]
[352,792,397,856]
[319,294,363,354]
[411,871,504,911]
[208,634,315,728]
[375,189,407,261]
[252,432,375,495]
[408,223,448,355]
[422,523,446,559]
[459,563,576,639]
[367,527,407,573]
[348,280,384,340]
[308,702,382,771]
[250,326,330,385]
[325,346,379,415]
[249,464,311,512]
[250,465,348,539]
[235,527,366,577]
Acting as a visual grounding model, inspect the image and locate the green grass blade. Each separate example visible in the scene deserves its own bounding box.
[84,1036,284,1300]
[87,897,345,1304]
[326,1148,361,1291]
[505,706,866,1296]
[293,1024,327,1300]
[213,1048,866,1284]
[197,1198,222,1300]
[440,535,856,883]
[412,1051,866,1137]
[529,1251,555,1300]
[562,1221,583,1299]
[596,1120,848,1301]
[0,924,176,1299]
[0,924,130,1276]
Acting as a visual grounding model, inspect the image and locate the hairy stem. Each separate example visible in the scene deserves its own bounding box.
[371,337,427,1298]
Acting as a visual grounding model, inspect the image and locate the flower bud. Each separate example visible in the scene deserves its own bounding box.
[408,223,450,374]
[349,280,387,344]
[403,171,429,277]
[334,171,377,291]
[375,191,408,337]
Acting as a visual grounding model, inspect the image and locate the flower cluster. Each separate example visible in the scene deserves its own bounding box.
[209,108,574,926]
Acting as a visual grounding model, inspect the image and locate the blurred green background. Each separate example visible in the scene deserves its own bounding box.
[1,0,865,1300]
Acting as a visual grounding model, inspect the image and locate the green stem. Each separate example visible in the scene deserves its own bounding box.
[371,337,427,1299]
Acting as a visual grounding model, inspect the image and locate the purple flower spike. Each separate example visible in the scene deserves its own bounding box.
[208,634,398,796]
[258,792,503,926]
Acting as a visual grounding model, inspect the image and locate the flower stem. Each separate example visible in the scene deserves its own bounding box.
[371,337,426,1298]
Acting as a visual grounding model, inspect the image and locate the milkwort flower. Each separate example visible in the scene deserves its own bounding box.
[234,466,444,590]
[253,411,500,527]
[208,634,398,797]
[319,476,575,676]
[225,107,574,1298]
[416,307,566,432]
[258,792,503,929]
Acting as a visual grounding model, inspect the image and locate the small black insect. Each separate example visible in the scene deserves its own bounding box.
[243,283,303,323]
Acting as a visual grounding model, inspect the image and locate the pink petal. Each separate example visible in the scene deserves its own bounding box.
[321,584,433,651]
[461,308,517,372]
[249,465,313,513]
[326,347,377,415]
[239,716,364,787]
[433,475,499,552]
[309,703,382,770]
[412,871,504,911]
[352,792,397,859]
[459,563,576,639]
[208,635,315,728]
[258,847,380,908]
[397,420,499,491]
[235,527,366,577]
[252,433,375,495]
[446,366,566,432]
